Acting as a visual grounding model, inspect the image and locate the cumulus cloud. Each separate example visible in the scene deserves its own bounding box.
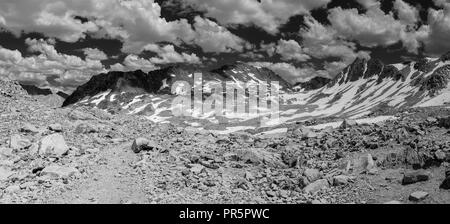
[273,39,311,62]
[142,44,201,64]
[82,48,108,61]
[0,38,106,91]
[191,16,247,53]
[121,54,159,72]
[394,0,420,24]
[327,0,427,54]
[424,2,450,55]
[181,0,331,34]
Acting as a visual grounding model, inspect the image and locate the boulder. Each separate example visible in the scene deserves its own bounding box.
[9,134,31,150]
[440,169,450,190]
[190,164,205,174]
[0,167,14,181]
[304,179,329,194]
[41,165,79,178]
[440,177,450,190]
[74,122,98,134]
[131,138,158,153]
[438,116,450,129]
[48,123,63,132]
[223,152,239,161]
[333,175,352,186]
[409,191,429,202]
[0,147,13,156]
[340,119,358,129]
[38,133,70,157]
[402,170,430,185]
[293,126,318,139]
[20,123,40,134]
[304,168,321,182]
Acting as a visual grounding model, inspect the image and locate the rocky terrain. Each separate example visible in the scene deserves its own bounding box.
[1,72,450,204]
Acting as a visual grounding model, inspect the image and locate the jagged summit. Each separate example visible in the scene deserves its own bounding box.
[296,52,450,92]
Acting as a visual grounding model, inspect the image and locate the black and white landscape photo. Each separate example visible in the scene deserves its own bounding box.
[1,0,450,205]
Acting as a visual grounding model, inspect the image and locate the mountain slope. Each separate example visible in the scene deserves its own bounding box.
[62,53,450,133]
[285,53,450,122]
[63,63,291,111]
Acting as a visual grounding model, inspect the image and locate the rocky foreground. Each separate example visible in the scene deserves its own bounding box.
[1,82,450,204]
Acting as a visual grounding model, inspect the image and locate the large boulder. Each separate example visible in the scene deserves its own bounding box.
[131,138,158,153]
[402,170,430,185]
[38,133,70,157]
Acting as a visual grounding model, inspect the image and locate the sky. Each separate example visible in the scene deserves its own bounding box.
[0,0,450,92]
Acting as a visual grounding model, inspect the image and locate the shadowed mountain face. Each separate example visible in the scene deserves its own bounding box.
[20,84,53,96]
[62,63,291,108]
[17,84,69,100]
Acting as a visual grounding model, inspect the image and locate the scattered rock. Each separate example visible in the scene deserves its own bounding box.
[409,191,429,202]
[9,134,32,150]
[41,165,79,178]
[38,133,70,157]
[237,148,285,168]
[131,138,158,153]
[68,110,95,120]
[304,179,329,194]
[402,170,430,185]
